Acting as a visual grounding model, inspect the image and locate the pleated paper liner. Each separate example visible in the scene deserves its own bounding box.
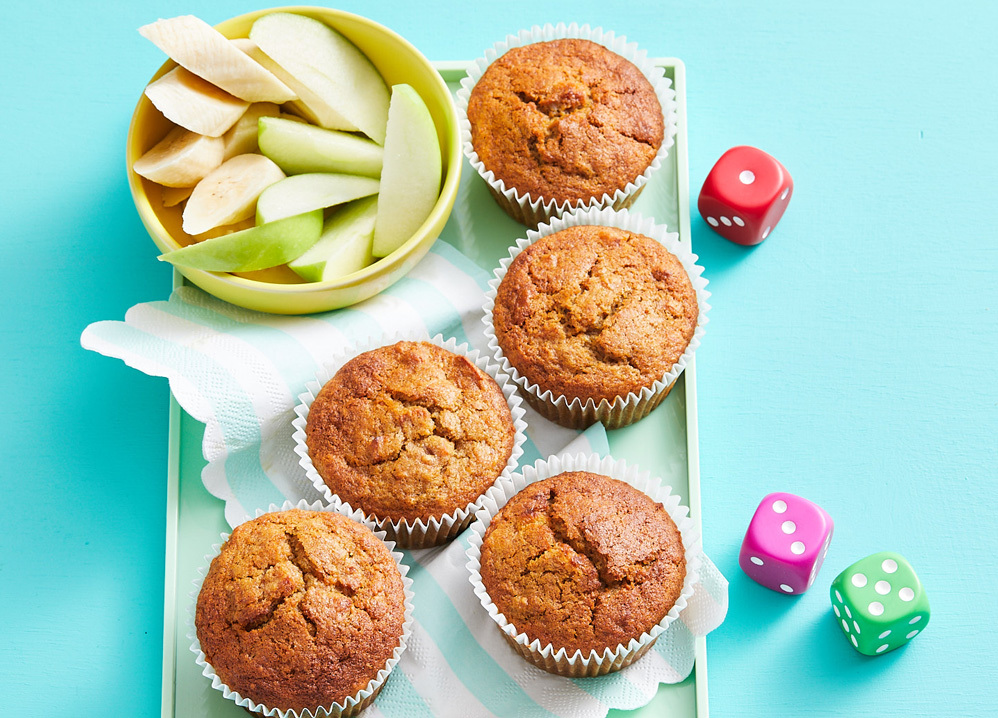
[466,453,702,677]
[483,207,710,430]
[292,329,528,548]
[189,500,414,717]
[456,22,679,228]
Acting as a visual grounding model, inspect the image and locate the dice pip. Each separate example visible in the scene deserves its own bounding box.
[698,146,793,245]
[830,551,930,655]
[739,492,833,595]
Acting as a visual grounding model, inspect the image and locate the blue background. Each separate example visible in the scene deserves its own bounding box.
[3,0,995,715]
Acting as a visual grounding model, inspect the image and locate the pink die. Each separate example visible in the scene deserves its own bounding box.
[739,492,833,595]
[698,146,793,245]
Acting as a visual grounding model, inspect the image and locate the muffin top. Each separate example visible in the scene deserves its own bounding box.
[467,38,663,204]
[479,471,686,655]
[306,340,517,524]
[195,509,406,712]
[492,225,698,405]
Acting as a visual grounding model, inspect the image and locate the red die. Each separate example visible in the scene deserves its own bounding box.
[698,146,793,245]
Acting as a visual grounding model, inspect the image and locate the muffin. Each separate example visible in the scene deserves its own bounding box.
[194,508,408,715]
[488,211,703,429]
[302,339,521,547]
[468,457,695,676]
[459,27,675,227]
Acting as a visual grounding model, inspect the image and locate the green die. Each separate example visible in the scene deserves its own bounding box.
[830,551,929,656]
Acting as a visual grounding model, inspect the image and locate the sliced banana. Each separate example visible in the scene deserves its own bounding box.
[139,15,296,103]
[161,185,194,207]
[222,102,281,160]
[133,126,225,187]
[145,67,249,137]
[182,153,286,236]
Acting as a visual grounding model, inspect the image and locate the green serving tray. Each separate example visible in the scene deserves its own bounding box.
[160,60,708,717]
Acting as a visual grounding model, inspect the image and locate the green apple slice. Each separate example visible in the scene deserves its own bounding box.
[255,173,379,224]
[372,84,442,258]
[289,196,378,282]
[158,210,322,272]
[249,12,390,143]
[258,116,383,177]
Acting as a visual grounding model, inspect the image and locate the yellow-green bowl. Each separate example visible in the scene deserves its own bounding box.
[126,6,461,315]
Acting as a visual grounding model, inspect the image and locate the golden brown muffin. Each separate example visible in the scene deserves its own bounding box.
[479,471,686,655]
[306,341,516,528]
[492,224,698,407]
[195,509,406,713]
[467,38,663,206]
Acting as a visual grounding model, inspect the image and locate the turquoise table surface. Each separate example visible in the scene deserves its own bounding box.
[3,1,995,716]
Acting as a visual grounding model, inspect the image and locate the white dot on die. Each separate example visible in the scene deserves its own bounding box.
[834,605,841,617]
[853,621,861,634]
[791,541,806,555]
[750,556,764,566]
[876,644,889,654]
[780,187,789,200]
[707,216,719,227]
[906,630,920,639]
[782,521,797,534]
[852,573,868,588]
[720,216,732,226]
[772,500,788,513]
[879,630,892,639]
[762,226,772,239]
[851,635,859,648]
[844,605,853,619]
[733,216,744,226]
[780,584,794,593]
[869,601,885,616]
[835,590,843,603]
[739,170,756,184]
[875,580,891,595]
[909,615,923,625]
[882,559,898,573]
[841,619,850,632]
[899,587,915,601]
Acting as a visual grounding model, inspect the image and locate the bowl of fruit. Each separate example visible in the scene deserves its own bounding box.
[126,7,460,314]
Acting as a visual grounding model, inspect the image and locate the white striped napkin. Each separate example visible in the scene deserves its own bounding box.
[81,238,727,717]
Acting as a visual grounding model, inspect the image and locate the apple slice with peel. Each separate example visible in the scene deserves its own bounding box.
[256,173,379,224]
[159,210,322,272]
[139,15,296,103]
[133,125,225,187]
[372,84,442,257]
[290,196,378,282]
[145,67,249,137]
[249,12,390,143]
[258,116,383,177]
[183,154,286,235]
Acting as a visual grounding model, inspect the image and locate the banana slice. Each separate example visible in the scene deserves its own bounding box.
[182,153,286,236]
[139,16,296,103]
[133,126,225,187]
[161,185,194,207]
[145,67,249,137]
[222,102,281,160]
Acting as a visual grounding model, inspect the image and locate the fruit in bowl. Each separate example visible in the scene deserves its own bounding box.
[127,7,460,314]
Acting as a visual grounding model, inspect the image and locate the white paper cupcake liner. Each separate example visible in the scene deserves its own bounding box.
[189,500,415,718]
[466,453,702,676]
[292,328,528,548]
[483,206,710,429]
[456,22,679,227]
